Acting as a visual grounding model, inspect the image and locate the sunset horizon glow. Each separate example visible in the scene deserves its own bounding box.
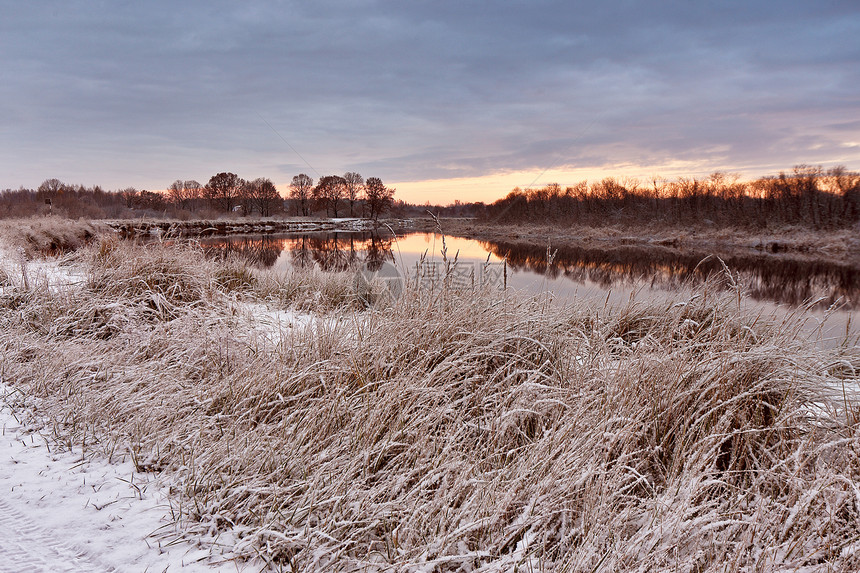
[389,160,858,206]
[78,157,860,208]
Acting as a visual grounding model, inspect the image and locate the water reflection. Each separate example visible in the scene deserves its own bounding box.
[287,233,395,271]
[200,235,284,268]
[197,232,395,273]
[485,241,860,310]
[193,232,860,310]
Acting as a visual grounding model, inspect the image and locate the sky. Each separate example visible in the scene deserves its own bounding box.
[2,1,859,204]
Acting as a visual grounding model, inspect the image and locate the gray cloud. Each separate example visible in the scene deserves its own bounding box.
[1,0,858,192]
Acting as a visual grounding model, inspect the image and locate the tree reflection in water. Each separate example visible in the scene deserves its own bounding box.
[293,234,394,272]
[484,241,860,310]
[199,232,396,273]
[195,232,859,310]
[200,235,283,268]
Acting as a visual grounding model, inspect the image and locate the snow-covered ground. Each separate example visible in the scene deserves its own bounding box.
[1,247,86,294]
[0,387,266,572]
[0,250,268,571]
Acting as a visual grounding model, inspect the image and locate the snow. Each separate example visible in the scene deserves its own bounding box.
[0,386,267,572]
[1,247,86,294]
[327,218,375,230]
[0,250,289,571]
[236,301,315,338]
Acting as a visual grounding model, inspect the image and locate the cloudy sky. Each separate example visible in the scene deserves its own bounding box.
[2,1,859,203]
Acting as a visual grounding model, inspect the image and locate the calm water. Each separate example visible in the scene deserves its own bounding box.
[194,231,858,343]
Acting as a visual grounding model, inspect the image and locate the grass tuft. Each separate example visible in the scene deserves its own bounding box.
[0,216,104,257]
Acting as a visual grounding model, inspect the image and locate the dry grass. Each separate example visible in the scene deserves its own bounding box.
[0,216,105,257]
[252,265,371,312]
[1,238,859,571]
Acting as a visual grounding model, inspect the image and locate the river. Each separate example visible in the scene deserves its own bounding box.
[192,230,859,345]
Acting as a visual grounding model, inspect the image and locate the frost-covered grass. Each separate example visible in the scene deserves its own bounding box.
[1,236,860,571]
[0,216,104,257]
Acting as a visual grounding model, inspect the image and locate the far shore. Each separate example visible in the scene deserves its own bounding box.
[407,217,860,263]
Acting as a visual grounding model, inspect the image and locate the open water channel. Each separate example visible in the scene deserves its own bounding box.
[194,230,859,345]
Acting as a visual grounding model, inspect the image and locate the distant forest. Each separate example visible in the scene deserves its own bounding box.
[483,165,860,229]
[0,171,397,221]
[2,165,858,229]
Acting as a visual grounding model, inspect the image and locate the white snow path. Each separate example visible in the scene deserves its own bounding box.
[0,497,115,573]
[0,391,264,572]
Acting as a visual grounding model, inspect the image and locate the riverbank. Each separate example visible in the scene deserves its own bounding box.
[1,228,859,571]
[418,218,860,262]
[105,216,415,239]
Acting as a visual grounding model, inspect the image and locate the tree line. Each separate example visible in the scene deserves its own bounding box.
[287,173,394,220]
[484,165,860,229]
[0,171,395,220]
[4,164,857,228]
[168,171,394,219]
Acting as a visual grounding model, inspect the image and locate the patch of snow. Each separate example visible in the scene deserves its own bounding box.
[238,301,315,335]
[0,386,265,572]
[0,248,85,293]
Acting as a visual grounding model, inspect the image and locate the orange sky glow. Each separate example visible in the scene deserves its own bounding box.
[386,158,833,206]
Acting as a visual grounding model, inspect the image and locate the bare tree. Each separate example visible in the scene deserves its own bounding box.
[364,177,395,221]
[183,180,202,211]
[120,187,139,209]
[204,172,242,213]
[168,180,182,204]
[167,180,193,210]
[35,178,67,214]
[37,178,65,197]
[236,179,254,216]
[249,177,281,217]
[289,174,313,216]
[343,172,364,217]
[314,175,347,217]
